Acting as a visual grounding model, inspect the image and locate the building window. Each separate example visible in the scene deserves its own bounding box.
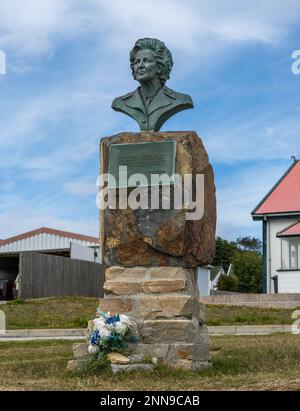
[281,237,300,269]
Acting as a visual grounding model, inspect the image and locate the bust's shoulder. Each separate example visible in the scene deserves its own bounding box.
[163,86,193,107]
[112,89,137,108]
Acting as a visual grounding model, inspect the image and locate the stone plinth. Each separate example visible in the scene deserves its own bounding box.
[100,131,216,268]
[99,266,211,370]
[68,130,215,372]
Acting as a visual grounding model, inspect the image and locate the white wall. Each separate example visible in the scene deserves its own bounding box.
[268,218,298,293]
[197,266,210,296]
[70,242,101,263]
[0,233,99,254]
[277,271,300,293]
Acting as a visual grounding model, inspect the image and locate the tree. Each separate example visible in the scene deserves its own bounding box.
[213,236,263,293]
[236,236,262,254]
[233,251,263,293]
[217,274,239,292]
[213,237,238,272]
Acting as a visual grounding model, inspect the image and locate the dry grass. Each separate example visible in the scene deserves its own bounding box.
[0,334,299,391]
[206,304,299,326]
[1,296,99,329]
[1,297,298,330]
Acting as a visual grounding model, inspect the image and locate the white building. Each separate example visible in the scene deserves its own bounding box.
[252,160,300,293]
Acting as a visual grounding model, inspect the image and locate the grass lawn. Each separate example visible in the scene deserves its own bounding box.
[206,304,299,326]
[0,334,299,390]
[0,297,299,329]
[1,296,99,329]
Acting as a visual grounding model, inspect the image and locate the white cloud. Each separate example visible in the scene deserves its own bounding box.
[206,111,300,164]
[216,161,291,239]
[1,0,300,64]
[64,178,97,197]
[0,191,98,238]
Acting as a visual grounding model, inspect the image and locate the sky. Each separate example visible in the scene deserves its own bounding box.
[0,0,300,241]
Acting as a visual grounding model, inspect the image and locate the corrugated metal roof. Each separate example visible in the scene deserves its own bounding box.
[253,160,300,215]
[0,227,99,254]
[277,221,300,237]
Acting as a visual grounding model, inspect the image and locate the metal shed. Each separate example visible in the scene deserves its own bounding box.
[0,227,103,300]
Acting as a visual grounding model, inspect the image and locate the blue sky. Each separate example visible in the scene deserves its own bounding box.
[0,0,300,241]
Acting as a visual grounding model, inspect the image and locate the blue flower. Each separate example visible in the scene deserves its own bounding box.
[90,330,100,345]
[105,314,120,325]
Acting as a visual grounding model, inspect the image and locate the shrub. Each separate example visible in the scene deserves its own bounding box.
[217,274,238,292]
[233,251,263,293]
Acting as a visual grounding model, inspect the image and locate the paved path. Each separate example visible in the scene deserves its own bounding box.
[0,325,296,341]
[208,324,293,336]
[0,329,85,341]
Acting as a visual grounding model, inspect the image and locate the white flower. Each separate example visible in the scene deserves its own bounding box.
[88,344,99,355]
[105,322,115,331]
[114,321,128,335]
[99,327,111,339]
[93,317,106,332]
[119,314,131,326]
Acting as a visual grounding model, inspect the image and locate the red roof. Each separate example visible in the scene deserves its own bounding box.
[253,160,300,215]
[277,221,300,237]
[0,227,99,246]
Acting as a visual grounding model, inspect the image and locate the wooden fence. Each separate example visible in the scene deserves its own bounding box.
[19,252,104,299]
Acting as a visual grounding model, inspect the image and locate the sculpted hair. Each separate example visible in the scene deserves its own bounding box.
[130,38,173,85]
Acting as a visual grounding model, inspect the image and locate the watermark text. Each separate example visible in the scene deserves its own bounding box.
[291,50,300,75]
[96,168,205,221]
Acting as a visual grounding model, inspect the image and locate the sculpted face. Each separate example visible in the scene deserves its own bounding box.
[133,49,160,82]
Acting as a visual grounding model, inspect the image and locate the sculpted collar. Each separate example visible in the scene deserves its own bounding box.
[123,86,177,116]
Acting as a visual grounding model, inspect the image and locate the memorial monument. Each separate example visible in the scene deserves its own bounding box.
[97,38,216,370]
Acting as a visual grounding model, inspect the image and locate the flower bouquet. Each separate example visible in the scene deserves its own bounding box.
[87,309,138,357]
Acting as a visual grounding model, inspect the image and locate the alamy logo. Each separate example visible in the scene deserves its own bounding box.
[96,168,205,221]
[291,50,300,75]
[0,50,6,75]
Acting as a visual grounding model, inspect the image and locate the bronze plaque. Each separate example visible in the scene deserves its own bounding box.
[108,140,176,188]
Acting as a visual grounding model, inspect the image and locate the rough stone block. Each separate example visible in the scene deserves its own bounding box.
[128,295,203,320]
[72,343,88,359]
[107,352,130,364]
[98,297,132,314]
[66,359,88,373]
[142,279,186,293]
[147,266,185,279]
[123,267,148,279]
[166,342,210,362]
[127,354,145,364]
[130,343,170,360]
[100,131,216,268]
[105,266,125,280]
[198,303,207,324]
[191,360,211,370]
[104,281,142,295]
[141,319,199,344]
[197,325,210,346]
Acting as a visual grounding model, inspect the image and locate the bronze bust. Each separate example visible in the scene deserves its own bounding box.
[112,38,193,131]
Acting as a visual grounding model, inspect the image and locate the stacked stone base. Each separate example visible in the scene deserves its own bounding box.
[100,266,211,370]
